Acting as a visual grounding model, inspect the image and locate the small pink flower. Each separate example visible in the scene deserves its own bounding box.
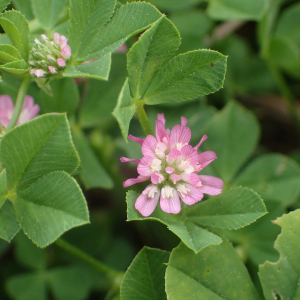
[0,95,40,127]
[35,69,45,77]
[121,114,223,217]
[61,45,71,60]
[57,58,66,67]
[60,35,68,49]
[48,66,57,74]
[53,33,60,45]
[41,34,48,41]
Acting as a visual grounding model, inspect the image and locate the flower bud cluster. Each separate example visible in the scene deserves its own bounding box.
[29,33,71,78]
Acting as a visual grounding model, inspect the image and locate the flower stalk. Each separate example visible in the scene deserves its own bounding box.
[55,238,124,287]
[6,76,31,130]
[134,99,154,136]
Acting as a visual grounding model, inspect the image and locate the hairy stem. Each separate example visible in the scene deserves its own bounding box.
[6,76,31,130]
[55,238,124,288]
[134,100,153,136]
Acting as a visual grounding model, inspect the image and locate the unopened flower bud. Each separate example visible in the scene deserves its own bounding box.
[29,69,36,76]
[48,66,57,74]
[47,54,56,64]
[41,34,48,41]
[35,69,46,78]
[61,45,71,60]
[53,33,60,45]
[60,36,68,49]
[57,58,66,67]
[34,38,42,45]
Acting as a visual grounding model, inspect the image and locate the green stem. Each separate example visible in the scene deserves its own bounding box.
[6,76,31,130]
[55,238,124,288]
[134,100,153,136]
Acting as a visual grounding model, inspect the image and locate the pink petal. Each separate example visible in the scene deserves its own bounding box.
[165,167,175,174]
[182,173,200,185]
[57,58,66,67]
[155,119,169,144]
[160,190,181,214]
[194,134,208,150]
[35,69,45,77]
[128,134,144,146]
[157,113,166,125]
[135,190,160,217]
[151,173,164,184]
[61,45,71,59]
[198,175,223,195]
[53,33,60,45]
[0,95,14,110]
[167,149,181,164]
[197,151,217,170]
[41,34,48,41]
[170,125,191,150]
[48,66,57,74]
[142,135,157,158]
[171,174,182,184]
[123,175,149,187]
[120,157,140,164]
[23,96,34,109]
[60,35,68,49]
[180,145,198,166]
[114,44,127,53]
[137,156,154,176]
[181,116,187,126]
[179,185,204,205]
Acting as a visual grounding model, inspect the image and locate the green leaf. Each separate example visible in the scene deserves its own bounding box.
[207,0,268,21]
[69,0,117,58]
[259,209,300,300]
[0,169,7,209]
[166,241,259,300]
[12,0,34,20]
[49,266,93,300]
[6,272,47,300]
[72,129,113,190]
[78,2,162,61]
[202,101,260,184]
[275,2,300,49]
[112,78,135,142]
[268,36,300,78]
[31,0,66,30]
[0,113,79,191]
[144,0,204,11]
[0,10,30,61]
[64,54,111,80]
[79,53,127,128]
[187,187,267,230]
[0,44,22,63]
[219,200,284,266]
[142,50,227,105]
[0,0,10,12]
[126,190,222,253]
[14,171,89,247]
[37,78,80,117]
[0,59,29,75]
[121,247,170,300]
[14,231,47,270]
[0,200,20,242]
[233,154,300,207]
[127,16,180,100]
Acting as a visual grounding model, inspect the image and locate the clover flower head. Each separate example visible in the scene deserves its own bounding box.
[29,33,72,78]
[0,95,40,127]
[121,114,223,217]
